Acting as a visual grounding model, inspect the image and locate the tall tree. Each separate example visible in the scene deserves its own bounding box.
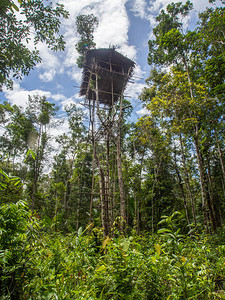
[0,0,69,89]
[0,102,35,171]
[75,14,99,68]
[45,104,92,230]
[25,95,58,211]
[145,1,225,231]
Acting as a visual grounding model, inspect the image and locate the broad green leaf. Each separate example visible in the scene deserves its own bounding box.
[158,228,171,234]
[0,183,7,189]
[0,169,9,179]
[77,227,83,237]
[102,236,110,249]
[181,256,186,263]
[26,149,36,160]
[11,2,19,11]
[154,243,161,255]
[95,265,106,273]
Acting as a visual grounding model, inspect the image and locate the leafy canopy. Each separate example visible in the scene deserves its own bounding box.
[75,14,99,68]
[0,0,69,90]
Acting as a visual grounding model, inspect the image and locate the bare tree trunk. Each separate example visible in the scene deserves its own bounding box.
[193,129,209,231]
[174,150,191,226]
[205,155,219,229]
[31,178,37,212]
[117,136,126,230]
[95,152,107,235]
[92,139,110,236]
[105,133,111,232]
[135,194,140,235]
[116,96,126,233]
[184,57,215,232]
[135,152,145,235]
[135,194,138,234]
[179,132,196,226]
[100,164,109,236]
[94,71,110,236]
[98,171,104,230]
[111,163,116,235]
[89,99,96,223]
[193,129,216,232]
[31,124,42,212]
[76,177,80,231]
[126,193,129,225]
[65,179,71,219]
[151,160,162,233]
[137,194,140,235]
[215,128,225,183]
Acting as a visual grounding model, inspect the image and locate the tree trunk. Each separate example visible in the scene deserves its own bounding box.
[205,154,220,229]
[135,194,140,235]
[193,129,216,232]
[179,132,196,226]
[105,133,110,231]
[193,129,209,230]
[174,150,191,226]
[111,163,116,235]
[116,96,126,233]
[117,136,126,231]
[215,128,225,184]
[95,153,109,236]
[94,71,110,236]
[184,55,216,232]
[89,99,96,224]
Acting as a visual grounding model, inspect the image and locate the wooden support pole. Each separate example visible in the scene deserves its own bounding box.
[89,98,96,224]
[117,95,126,233]
[95,66,109,236]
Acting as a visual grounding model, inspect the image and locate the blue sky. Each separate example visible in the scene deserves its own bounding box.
[1,0,218,135]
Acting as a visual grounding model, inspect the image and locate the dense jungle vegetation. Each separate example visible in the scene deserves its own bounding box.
[0,0,225,299]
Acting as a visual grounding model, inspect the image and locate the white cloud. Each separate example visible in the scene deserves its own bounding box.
[50,118,70,139]
[36,43,65,82]
[94,0,129,47]
[2,83,81,111]
[67,67,82,83]
[145,0,216,31]
[119,44,137,60]
[2,83,52,107]
[51,93,67,102]
[131,0,147,18]
[56,83,63,90]
[61,94,83,110]
[136,107,148,116]
[39,70,56,82]
[36,44,61,70]
[125,63,146,95]
[126,80,146,102]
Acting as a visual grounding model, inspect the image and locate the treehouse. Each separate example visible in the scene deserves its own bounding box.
[80,48,135,106]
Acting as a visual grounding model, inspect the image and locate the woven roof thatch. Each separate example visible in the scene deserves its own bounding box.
[80,48,135,106]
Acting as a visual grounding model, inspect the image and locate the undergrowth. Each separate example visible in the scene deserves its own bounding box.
[0,202,225,299]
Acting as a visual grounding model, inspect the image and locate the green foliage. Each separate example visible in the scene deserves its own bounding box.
[0,204,224,299]
[0,0,69,89]
[0,2,225,298]
[75,14,99,68]
[142,1,225,232]
[156,213,225,299]
[0,169,22,204]
[148,1,193,67]
[0,200,39,298]
[197,6,225,99]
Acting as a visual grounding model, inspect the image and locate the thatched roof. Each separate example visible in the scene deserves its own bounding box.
[80,48,135,105]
